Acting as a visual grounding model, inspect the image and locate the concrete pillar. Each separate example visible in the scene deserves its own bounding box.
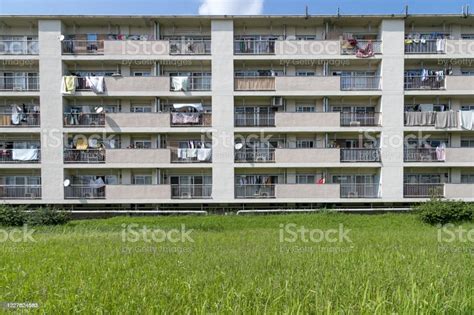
[38,20,64,201]
[380,20,405,200]
[211,19,235,201]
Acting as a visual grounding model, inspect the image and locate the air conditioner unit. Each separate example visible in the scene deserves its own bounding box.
[272,96,284,107]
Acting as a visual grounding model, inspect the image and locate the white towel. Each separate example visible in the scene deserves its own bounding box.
[460,111,474,130]
[436,38,446,52]
[12,149,38,161]
[171,77,189,91]
[85,76,105,94]
[197,149,212,161]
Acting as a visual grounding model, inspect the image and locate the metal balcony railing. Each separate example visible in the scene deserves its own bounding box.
[340,148,381,162]
[62,40,104,54]
[234,77,276,91]
[63,113,106,127]
[339,112,381,126]
[340,40,382,55]
[170,76,211,91]
[0,113,40,127]
[64,185,106,199]
[0,185,41,199]
[404,75,445,90]
[0,149,40,163]
[340,183,380,198]
[234,39,276,54]
[169,39,211,55]
[340,76,380,90]
[404,148,440,162]
[404,183,445,198]
[235,184,276,199]
[404,39,441,54]
[63,149,106,163]
[0,76,39,91]
[170,112,212,127]
[234,113,275,127]
[235,148,276,163]
[0,40,39,54]
[171,184,212,199]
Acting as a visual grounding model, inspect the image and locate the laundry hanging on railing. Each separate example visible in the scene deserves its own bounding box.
[171,112,200,124]
[12,148,38,161]
[435,111,458,129]
[404,111,436,126]
[85,76,105,93]
[435,143,446,161]
[171,77,189,91]
[460,111,474,130]
[61,75,77,94]
[355,41,375,58]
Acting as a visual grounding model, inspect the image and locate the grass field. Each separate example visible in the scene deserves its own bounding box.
[1,214,473,313]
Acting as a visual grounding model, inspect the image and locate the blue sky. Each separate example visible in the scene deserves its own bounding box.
[0,0,472,15]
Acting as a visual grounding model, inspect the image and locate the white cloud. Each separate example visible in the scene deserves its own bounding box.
[198,0,264,15]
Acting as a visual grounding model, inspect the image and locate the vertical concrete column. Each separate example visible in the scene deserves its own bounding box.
[380,20,405,200]
[211,19,235,201]
[38,20,64,202]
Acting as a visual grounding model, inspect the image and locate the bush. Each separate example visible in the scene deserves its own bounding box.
[0,205,70,226]
[416,199,473,225]
[0,205,28,226]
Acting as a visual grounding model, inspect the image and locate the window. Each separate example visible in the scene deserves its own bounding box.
[296,105,315,112]
[296,175,316,184]
[461,70,474,76]
[461,105,474,111]
[133,175,152,185]
[296,71,316,77]
[404,174,442,184]
[133,71,151,77]
[131,105,152,113]
[461,138,474,148]
[295,35,317,40]
[133,140,152,149]
[461,174,474,183]
[461,34,474,39]
[296,140,315,148]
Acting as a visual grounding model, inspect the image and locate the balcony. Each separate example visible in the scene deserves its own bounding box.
[0,113,40,127]
[0,185,41,199]
[235,148,275,163]
[404,148,441,162]
[340,76,380,90]
[170,76,211,91]
[235,184,275,199]
[274,112,340,128]
[275,184,340,199]
[0,149,40,164]
[340,183,380,198]
[274,148,339,164]
[62,40,104,54]
[340,148,381,162]
[234,40,275,54]
[404,75,445,90]
[64,113,105,127]
[445,184,474,199]
[169,39,211,55]
[404,183,444,198]
[171,112,212,127]
[0,39,39,55]
[234,113,275,127]
[340,40,382,56]
[170,146,212,163]
[404,39,443,54]
[106,113,169,128]
[171,184,212,199]
[234,77,276,91]
[103,185,171,200]
[64,149,105,164]
[339,112,381,126]
[106,149,171,164]
[0,76,39,91]
[64,185,105,199]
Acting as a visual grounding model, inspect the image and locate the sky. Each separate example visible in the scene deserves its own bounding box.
[0,0,473,15]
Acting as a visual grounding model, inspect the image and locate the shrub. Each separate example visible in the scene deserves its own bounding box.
[0,205,28,226]
[27,207,70,226]
[416,199,473,225]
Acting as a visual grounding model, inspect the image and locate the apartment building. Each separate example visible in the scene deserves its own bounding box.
[0,14,473,210]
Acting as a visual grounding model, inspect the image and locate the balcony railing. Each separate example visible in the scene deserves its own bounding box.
[0,113,40,127]
[340,183,379,198]
[170,76,211,91]
[340,112,380,126]
[234,113,275,127]
[404,183,445,198]
[63,149,106,163]
[340,40,382,55]
[64,185,106,199]
[0,40,39,54]
[404,75,445,90]
[404,39,442,54]
[234,39,276,54]
[62,40,104,54]
[340,148,381,162]
[340,76,380,90]
[0,76,39,91]
[170,112,212,127]
[63,113,106,127]
[404,148,440,162]
[170,147,212,163]
[234,77,276,91]
[171,184,212,199]
[0,149,40,163]
[235,184,276,199]
[169,39,211,55]
[235,148,276,163]
[0,185,41,199]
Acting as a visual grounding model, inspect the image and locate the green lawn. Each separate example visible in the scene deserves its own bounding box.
[1,214,473,313]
